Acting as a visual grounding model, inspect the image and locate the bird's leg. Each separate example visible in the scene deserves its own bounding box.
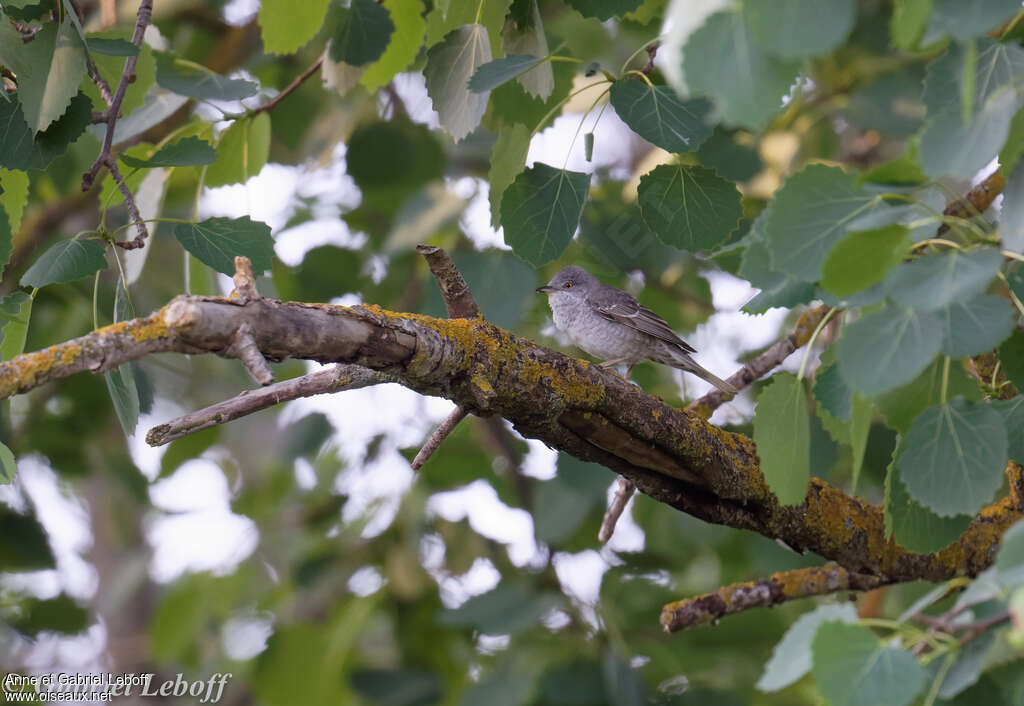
[599,357,630,368]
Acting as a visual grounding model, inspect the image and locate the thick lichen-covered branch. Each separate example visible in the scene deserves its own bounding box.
[0,293,1021,596]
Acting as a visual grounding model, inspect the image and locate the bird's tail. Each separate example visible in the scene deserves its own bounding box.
[674,355,738,395]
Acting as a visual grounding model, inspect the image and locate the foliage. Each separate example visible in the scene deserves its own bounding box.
[0,0,1023,704]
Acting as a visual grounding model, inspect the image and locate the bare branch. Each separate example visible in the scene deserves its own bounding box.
[0,296,1021,594]
[225,321,274,385]
[411,245,479,467]
[598,477,634,542]
[415,244,480,318]
[146,364,387,446]
[688,305,832,418]
[412,406,470,470]
[661,565,885,632]
[248,55,324,117]
[81,0,155,245]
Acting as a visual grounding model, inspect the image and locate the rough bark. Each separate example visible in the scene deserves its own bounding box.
[1,292,1021,600]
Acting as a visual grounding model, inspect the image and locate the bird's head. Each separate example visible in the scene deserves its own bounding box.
[536,266,595,298]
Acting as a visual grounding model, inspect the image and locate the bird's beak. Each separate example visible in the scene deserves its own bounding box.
[536,285,555,294]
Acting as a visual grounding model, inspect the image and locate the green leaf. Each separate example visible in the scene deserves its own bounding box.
[172,217,274,275]
[996,518,1024,586]
[609,80,713,153]
[361,0,427,91]
[920,40,1024,179]
[329,0,396,66]
[424,250,539,329]
[86,36,139,55]
[440,582,562,634]
[105,365,139,436]
[941,294,1017,357]
[812,622,927,706]
[0,442,16,484]
[81,30,155,119]
[259,0,331,54]
[120,136,217,168]
[739,235,816,313]
[814,361,853,422]
[0,168,29,235]
[743,0,856,59]
[762,165,877,282]
[993,397,1024,465]
[1001,161,1024,253]
[0,13,87,133]
[898,396,1008,517]
[757,603,858,692]
[753,373,810,505]
[345,120,445,196]
[836,305,944,396]
[1000,107,1024,175]
[424,0,511,57]
[155,53,260,100]
[602,651,647,706]
[533,453,614,544]
[0,203,9,276]
[470,54,543,92]
[877,357,983,432]
[933,632,996,699]
[0,504,55,571]
[350,668,443,706]
[0,91,92,170]
[488,123,531,228]
[1000,328,1024,391]
[885,437,972,553]
[891,0,933,50]
[887,247,1003,312]
[500,163,590,265]
[684,10,801,129]
[564,0,643,20]
[0,291,33,361]
[821,225,912,297]
[460,658,541,706]
[637,164,742,253]
[922,0,1020,43]
[425,24,493,142]
[204,114,271,187]
[696,126,763,182]
[501,0,554,99]
[5,593,88,636]
[21,239,107,288]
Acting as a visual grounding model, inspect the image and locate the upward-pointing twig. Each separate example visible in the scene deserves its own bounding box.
[81,0,154,250]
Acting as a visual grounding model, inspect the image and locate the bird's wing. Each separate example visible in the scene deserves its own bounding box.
[589,287,697,353]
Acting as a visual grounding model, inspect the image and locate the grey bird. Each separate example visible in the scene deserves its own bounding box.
[537,266,737,395]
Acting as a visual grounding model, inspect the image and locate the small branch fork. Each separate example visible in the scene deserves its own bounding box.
[82,0,154,250]
[409,245,481,471]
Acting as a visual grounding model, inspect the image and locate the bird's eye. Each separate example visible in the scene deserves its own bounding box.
[564,281,573,289]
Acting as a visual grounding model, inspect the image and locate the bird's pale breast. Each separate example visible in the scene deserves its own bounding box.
[548,291,650,362]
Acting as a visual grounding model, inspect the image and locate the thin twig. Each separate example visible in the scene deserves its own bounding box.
[146,364,387,446]
[661,565,885,633]
[641,41,660,75]
[409,245,480,469]
[687,305,832,419]
[412,406,470,470]
[937,168,1004,236]
[248,55,324,117]
[81,0,154,247]
[598,476,635,542]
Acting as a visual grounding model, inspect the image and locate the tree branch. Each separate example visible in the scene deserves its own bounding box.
[248,55,325,117]
[146,364,389,446]
[1,292,1020,594]
[660,565,886,632]
[81,0,154,249]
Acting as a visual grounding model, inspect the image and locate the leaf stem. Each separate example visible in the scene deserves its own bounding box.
[618,38,660,76]
[796,307,837,381]
[623,69,654,88]
[562,86,612,170]
[940,355,950,405]
[474,0,485,25]
[530,79,612,139]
